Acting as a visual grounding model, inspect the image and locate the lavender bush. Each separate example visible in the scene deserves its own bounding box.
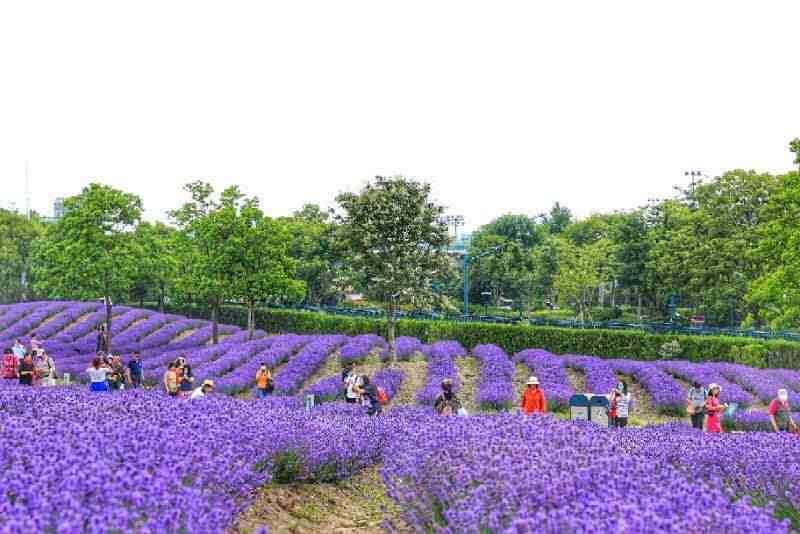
[472,344,514,410]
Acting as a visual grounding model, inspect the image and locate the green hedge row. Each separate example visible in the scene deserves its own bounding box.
[159,304,800,370]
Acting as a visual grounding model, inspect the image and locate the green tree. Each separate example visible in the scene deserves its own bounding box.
[335,176,450,364]
[0,209,43,303]
[545,202,572,234]
[171,182,248,344]
[32,184,142,351]
[234,203,305,339]
[132,221,178,313]
[554,238,614,321]
[790,138,800,172]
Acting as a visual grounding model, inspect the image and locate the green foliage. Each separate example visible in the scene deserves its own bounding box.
[335,176,450,363]
[32,183,143,350]
[161,304,800,369]
[271,451,304,484]
[0,209,43,303]
[657,339,682,359]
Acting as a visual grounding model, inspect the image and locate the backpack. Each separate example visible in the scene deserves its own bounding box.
[377,387,388,405]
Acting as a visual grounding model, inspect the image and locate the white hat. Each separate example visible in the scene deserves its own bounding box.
[708,383,722,392]
[778,388,788,399]
[527,376,540,385]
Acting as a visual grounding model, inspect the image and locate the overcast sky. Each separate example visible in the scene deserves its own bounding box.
[1,1,798,230]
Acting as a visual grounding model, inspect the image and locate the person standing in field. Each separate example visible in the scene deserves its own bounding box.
[2,348,19,380]
[34,350,56,387]
[86,357,112,393]
[356,375,382,416]
[610,381,632,428]
[686,381,707,430]
[164,362,179,397]
[520,376,546,415]
[179,365,195,398]
[255,363,272,399]
[18,353,36,386]
[127,352,143,389]
[12,339,26,361]
[768,389,798,433]
[704,383,727,433]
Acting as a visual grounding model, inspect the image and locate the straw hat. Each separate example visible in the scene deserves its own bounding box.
[527,376,540,385]
[202,379,215,388]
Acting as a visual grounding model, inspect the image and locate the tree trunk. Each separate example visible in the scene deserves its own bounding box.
[159,284,165,314]
[637,291,643,322]
[387,299,397,367]
[211,300,219,344]
[247,299,256,340]
[610,280,616,309]
[105,295,113,354]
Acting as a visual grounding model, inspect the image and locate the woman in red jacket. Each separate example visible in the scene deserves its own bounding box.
[520,376,546,414]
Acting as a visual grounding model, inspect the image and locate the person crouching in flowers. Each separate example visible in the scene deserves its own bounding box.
[520,376,546,415]
[2,348,19,380]
[434,378,463,415]
[86,357,113,392]
[189,379,214,400]
[18,353,36,386]
[769,389,797,433]
[704,383,727,433]
[609,381,632,428]
[355,375,382,416]
[179,365,195,398]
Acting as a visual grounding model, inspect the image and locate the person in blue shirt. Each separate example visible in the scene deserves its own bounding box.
[127,351,143,388]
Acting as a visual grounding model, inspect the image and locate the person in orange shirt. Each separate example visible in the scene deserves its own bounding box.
[520,376,546,414]
[255,363,273,399]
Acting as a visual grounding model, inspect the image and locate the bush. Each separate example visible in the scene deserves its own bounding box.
[156,304,800,369]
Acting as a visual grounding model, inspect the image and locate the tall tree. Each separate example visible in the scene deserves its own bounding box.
[554,238,614,321]
[234,202,305,339]
[545,202,573,234]
[336,176,449,365]
[171,182,247,344]
[0,209,43,303]
[790,138,800,172]
[32,184,142,351]
[132,221,178,313]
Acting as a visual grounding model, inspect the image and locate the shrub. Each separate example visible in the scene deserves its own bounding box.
[155,304,800,369]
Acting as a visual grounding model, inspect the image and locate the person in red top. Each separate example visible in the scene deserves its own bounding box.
[704,383,727,433]
[2,348,19,380]
[768,389,797,433]
[520,376,546,414]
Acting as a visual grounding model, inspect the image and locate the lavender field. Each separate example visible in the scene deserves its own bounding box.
[2,301,800,533]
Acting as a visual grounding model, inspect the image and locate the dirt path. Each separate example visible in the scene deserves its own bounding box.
[231,466,410,534]
[300,350,343,393]
[172,328,198,343]
[389,360,428,407]
[512,362,529,403]
[565,367,587,394]
[455,356,480,414]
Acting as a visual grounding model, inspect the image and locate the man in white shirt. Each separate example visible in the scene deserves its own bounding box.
[12,340,25,361]
[190,379,215,400]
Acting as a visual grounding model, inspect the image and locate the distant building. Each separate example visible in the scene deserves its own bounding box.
[53,198,66,219]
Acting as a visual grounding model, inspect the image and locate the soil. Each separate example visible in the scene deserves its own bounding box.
[565,367,587,394]
[512,362,530,402]
[388,359,428,408]
[172,328,198,343]
[301,350,344,393]
[231,467,410,534]
[454,356,480,414]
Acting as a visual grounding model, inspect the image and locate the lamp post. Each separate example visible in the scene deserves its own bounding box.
[443,215,465,239]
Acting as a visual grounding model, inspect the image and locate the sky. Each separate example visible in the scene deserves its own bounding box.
[1,1,798,231]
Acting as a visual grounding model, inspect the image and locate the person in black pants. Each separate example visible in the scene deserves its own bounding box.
[687,382,707,430]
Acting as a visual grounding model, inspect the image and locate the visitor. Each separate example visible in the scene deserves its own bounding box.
[106,356,126,391]
[86,357,112,392]
[768,389,798,433]
[18,353,35,386]
[174,356,187,391]
[189,379,214,400]
[610,381,632,428]
[12,339,26,361]
[520,376,546,415]
[356,375,382,416]
[164,362,179,397]
[344,366,362,405]
[34,350,56,387]
[128,352,143,389]
[179,365,195,398]
[704,383,727,433]
[2,348,19,380]
[686,381,707,430]
[434,378,463,415]
[255,363,272,399]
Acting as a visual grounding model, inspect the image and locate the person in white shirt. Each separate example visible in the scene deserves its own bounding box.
[609,381,633,428]
[189,379,215,400]
[86,357,112,392]
[12,339,26,361]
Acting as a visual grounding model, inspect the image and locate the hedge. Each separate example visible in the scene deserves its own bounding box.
[156,304,800,370]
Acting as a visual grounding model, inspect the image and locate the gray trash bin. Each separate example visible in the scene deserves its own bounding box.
[589,395,611,427]
[569,394,590,421]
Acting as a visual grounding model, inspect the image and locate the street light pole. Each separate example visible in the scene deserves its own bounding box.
[462,245,504,319]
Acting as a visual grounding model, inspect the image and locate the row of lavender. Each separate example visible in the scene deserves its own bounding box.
[1,385,797,533]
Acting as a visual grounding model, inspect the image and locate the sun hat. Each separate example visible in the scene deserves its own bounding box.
[778,388,788,399]
[202,379,215,388]
[708,383,722,392]
[527,376,540,385]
